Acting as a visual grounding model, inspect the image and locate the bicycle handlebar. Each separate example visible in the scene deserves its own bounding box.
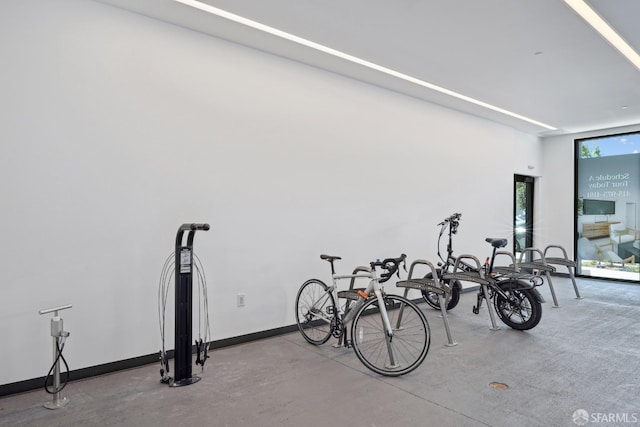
[438,212,461,226]
[438,213,461,234]
[371,254,407,283]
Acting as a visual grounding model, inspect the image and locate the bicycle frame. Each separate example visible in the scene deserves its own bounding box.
[302,266,400,366]
[297,254,430,375]
[447,240,544,330]
[329,269,394,339]
[439,214,542,300]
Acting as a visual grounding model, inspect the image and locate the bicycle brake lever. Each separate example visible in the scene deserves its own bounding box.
[396,260,404,278]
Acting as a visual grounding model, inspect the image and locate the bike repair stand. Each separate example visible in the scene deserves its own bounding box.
[172,223,210,387]
[39,304,72,409]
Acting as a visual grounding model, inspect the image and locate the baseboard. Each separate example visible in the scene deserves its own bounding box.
[0,324,299,398]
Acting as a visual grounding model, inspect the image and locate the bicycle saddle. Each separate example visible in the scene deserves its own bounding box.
[485,238,508,248]
[320,254,342,262]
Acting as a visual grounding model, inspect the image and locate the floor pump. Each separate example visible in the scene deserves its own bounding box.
[39,304,72,409]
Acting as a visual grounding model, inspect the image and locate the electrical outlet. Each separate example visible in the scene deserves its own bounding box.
[237,293,246,308]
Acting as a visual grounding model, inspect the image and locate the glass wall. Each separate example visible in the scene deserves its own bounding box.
[575,131,640,282]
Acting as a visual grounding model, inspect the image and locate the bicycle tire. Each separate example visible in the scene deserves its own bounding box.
[351,294,430,376]
[295,279,336,345]
[422,272,461,311]
[493,283,542,330]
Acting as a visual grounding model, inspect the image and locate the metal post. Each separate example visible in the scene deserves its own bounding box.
[172,223,209,387]
[482,285,501,330]
[438,294,458,346]
[544,270,561,308]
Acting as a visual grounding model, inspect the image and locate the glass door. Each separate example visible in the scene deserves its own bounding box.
[575,132,639,282]
[514,175,534,259]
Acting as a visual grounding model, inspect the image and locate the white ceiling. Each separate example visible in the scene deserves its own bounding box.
[97,0,640,136]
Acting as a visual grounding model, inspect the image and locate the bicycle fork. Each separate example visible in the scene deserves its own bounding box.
[374,290,399,369]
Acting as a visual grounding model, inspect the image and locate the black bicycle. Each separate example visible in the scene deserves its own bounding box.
[422,213,466,311]
[444,237,545,330]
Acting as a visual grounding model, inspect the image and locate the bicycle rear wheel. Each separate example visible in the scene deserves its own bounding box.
[351,295,430,376]
[493,285,542,330]
[295,279,336,345]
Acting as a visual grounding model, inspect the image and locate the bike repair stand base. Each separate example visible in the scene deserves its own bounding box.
[44,396,69,410]
[171,223,209,388]
[170,376,201,388]
[39,304,73,409]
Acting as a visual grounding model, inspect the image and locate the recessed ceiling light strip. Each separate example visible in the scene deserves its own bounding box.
[176,0,557,130]
[564,0,640,71]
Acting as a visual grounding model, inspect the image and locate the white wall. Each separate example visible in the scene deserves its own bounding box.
[540,124,640,259]
[1,0,541,385]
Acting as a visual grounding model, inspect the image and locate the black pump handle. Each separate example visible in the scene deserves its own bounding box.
[176,223,210,248]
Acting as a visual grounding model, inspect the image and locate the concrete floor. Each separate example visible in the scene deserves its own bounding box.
[2,276,639,427]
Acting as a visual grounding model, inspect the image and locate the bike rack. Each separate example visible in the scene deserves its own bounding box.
[493,251,545,281]
[516,247,567,307]
[441,254,501,331]
[396,259,457,346]
[493,251,521,276]
[336,266,371,347]
[542,245,582,301]
[513,245,582,307]
[516,248,558,307]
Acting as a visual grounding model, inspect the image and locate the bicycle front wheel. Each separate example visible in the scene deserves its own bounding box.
[422,273,461,311]
[295,279,336,345]
[351,295,430,376]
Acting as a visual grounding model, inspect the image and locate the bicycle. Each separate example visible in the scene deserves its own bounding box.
[444,237,545,330]
[422,213,466,311]
[295,254,430,376]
